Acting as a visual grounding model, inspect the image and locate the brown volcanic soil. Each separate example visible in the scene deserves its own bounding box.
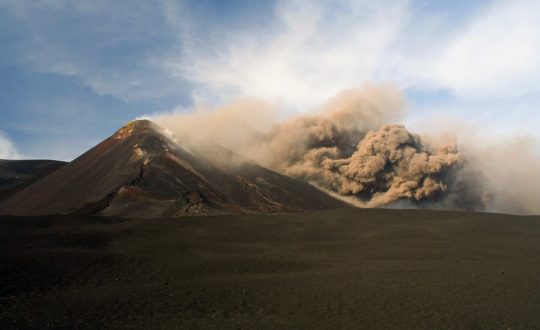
[1,208,540,329]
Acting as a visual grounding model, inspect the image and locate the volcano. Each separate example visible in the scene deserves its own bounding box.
[0,120,345,217]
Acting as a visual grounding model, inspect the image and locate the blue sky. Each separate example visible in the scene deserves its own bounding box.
[1,0,539,160]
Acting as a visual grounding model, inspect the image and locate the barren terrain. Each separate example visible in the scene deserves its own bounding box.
[1,208,540,329]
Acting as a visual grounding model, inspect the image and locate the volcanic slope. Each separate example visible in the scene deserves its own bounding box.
[0,160,66,201]
[0,120,345,217]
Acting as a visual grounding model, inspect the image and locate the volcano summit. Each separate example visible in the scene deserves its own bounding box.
[0,120,345,217]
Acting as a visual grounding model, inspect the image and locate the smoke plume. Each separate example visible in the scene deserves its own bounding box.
[281,124,459,207]
[154,84,540,215]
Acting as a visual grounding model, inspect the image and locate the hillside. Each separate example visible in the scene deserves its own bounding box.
[0,120,345,217]
[0,159,66,201]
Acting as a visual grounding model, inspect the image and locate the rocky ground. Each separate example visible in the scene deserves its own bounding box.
[1,208,540,329]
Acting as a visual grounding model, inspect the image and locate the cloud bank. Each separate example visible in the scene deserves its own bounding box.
[159,0,540,110]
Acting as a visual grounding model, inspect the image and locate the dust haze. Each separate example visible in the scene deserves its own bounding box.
[154,84,540,215]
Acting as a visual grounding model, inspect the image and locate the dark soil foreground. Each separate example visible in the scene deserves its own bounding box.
[1,208,540,329]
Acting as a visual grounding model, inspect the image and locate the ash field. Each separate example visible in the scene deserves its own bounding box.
[1,208,540,329]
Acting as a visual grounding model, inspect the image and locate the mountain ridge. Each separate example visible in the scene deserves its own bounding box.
[0,159,66,201]
[0,120,346,217]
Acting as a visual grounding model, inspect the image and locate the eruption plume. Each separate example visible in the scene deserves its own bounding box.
[154,83,540,215]
[282,124,459,207]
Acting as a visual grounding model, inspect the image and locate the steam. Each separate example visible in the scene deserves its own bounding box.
[0,131,22,160]
[154,84,540,215]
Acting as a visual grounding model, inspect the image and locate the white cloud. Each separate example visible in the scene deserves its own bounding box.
[0,131,22,159]
[158,0,540,111]
[160,0,411,111]
[4,0,540,111]
[0,0,189,103]
[434,0,540,100]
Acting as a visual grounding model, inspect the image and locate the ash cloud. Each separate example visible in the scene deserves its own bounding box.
[283,124,459,208]
[154,84,540,215]
[453,135,540,215]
